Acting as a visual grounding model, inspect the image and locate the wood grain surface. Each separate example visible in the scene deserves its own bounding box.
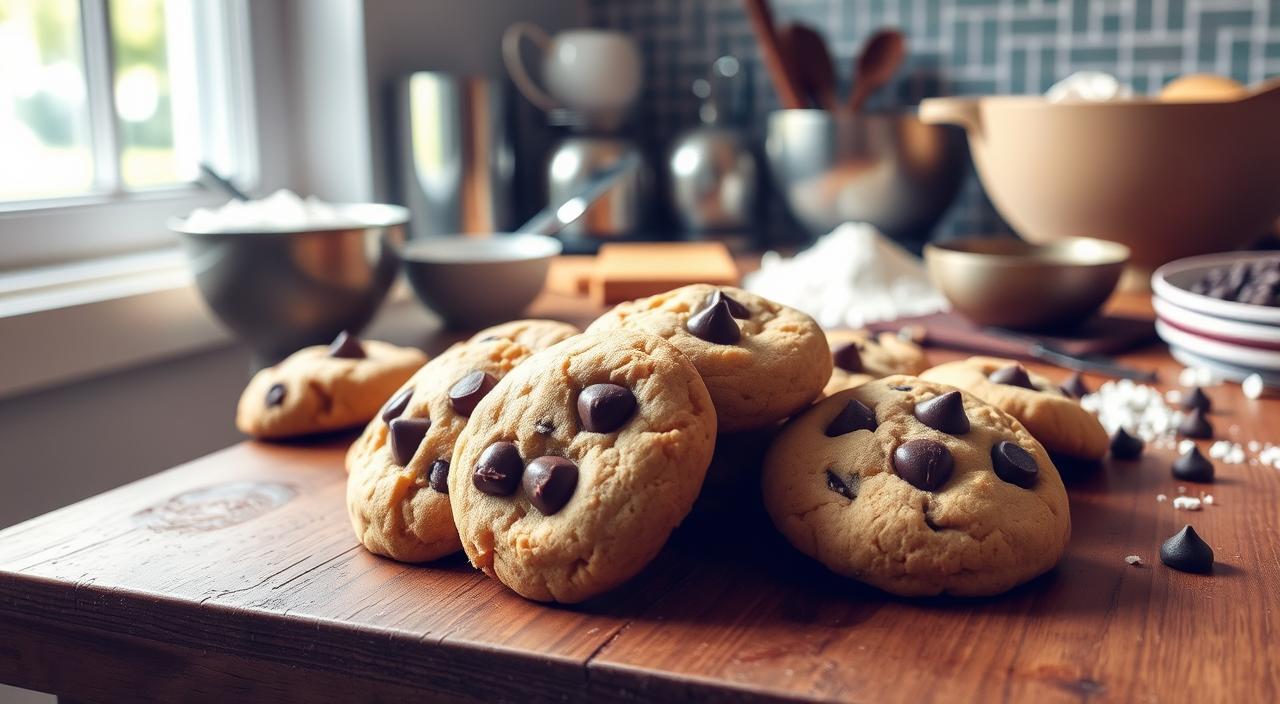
[1,287,1277,703]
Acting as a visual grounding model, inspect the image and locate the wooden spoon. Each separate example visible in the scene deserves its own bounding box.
[741,0,806,109]
[778,23,838,111]
[848,29,906,113]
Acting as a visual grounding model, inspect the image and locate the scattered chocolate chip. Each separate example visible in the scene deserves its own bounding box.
[831,342,863,373]
[449,371,497,416]
[381,387,413,423]
[988,363,1036,390]
[1159,524,1214,573]
[1110,427,1144,460]
[428,459,449,493]
[535,419,555,435]
[577,383,637,433]
[1172,445,1215,483]
[704,289,750,319]
[266,383,286,407]
[991,441,1039,488]
[1178,407,1214,439]
[893,439,953,491]
[686,297,741,344]
[1182,386,1212,412]
[890,385,913,391]
[389,417,431,466]
[473,441,523,495]
[914,391,970,435]
[825,399,878,437]
[522,455,579,515]
[825,469,856,500]
[327,330,366,359]
[1061,372,1090,398]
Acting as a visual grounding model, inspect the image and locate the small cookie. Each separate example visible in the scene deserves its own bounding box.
[236,332,427,439]
[586,285,831,432]
[345,338,533,562]
[449,330,717,603]
[763,377,1071,596]
[920,356,1109,460]
[824,329,929,396]
[469,319,580,351]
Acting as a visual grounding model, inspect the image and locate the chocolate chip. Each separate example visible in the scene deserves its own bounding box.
[327,330,366,359]
[1183,386,1212,412]
[704,289,750,319]
[381,387,413,423]
[686,297,741,344]
[1178,407,1214,439]
[991,441,1039,488]
[893,439,953,491]
[890,385,913,391]
[831,342,863,373]
[1110,427,1144,460]
[914,391,970,435]
[1172,445,1215,482]
[428,459,449,493]
[825,399,878,437]
[825,469,856,500]
[449,371,497,416]
[1160,524,1214,573]
[522,455,579,515]
[988,363,1035,390]
[535,419,555,435]
[577,383,637,433]
[266,383,286,407]
[473,441,523,495]
[1061,372,1090,398]
[389,417,431,466]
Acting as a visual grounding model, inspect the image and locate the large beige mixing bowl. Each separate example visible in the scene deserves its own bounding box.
[920,82,1280,271]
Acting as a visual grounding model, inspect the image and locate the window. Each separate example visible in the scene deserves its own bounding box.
[0,0,256,268]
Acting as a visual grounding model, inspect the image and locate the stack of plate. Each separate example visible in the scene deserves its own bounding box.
[1152,252,1280,383]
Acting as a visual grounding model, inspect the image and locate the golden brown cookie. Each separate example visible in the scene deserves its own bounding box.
[823,329,928,396]
[469,319,580,351]
[763,376,1071,597]
[236,333,427,439]
[586,284,831,432]
[449,330,717,603]
[920,356,1109,460]
[345,338,532,562]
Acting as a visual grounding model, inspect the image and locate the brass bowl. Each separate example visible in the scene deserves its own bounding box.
[924,237,1130,330]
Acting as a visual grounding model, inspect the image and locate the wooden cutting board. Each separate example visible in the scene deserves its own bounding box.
[546,243,740,305]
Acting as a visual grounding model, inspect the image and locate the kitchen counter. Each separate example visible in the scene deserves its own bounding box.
[1,283,1277,703]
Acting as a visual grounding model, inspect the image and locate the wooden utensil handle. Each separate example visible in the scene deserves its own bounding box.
[742,0,806,109]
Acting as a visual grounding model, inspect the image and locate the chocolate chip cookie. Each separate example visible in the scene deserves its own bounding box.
[345,337,533,562]
[236,332,427,439]
[586,284,830,432]
[449,330,717,603]
[920,356,1109,460]
[824,328,929,396]
[763,377,1071,597]
[469,319,580,351]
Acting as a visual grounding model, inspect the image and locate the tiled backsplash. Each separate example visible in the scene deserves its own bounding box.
[586,0,1279,240]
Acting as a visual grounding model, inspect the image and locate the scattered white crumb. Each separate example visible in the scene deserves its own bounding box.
[1210,440,1246,464]
[1156,493,1168,502]
[1179,439,1196,454]
[1203,494,1215,505]
[1125,555,1143,566]
[1165,389,1183,405]
[1081,380,1183,443]
[1249,440,1261,453]
[1177,485,1188,494]
[1179,366,1220,388]
[1243,373,1265,400]
[1173,496,1203,511]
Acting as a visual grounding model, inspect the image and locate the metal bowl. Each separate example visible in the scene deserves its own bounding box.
[924,236,1130,330]
[171,204,408,362]
[765,109,968,244]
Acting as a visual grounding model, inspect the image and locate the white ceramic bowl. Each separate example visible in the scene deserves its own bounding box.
[1153,296,1280,349]
[1155,319,1280,372]
[1151,251,1280,325]
[401,234,561,328]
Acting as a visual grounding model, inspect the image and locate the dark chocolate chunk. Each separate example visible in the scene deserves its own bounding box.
[831,342,864,373]
[473,441,523,495]
[704,289,750,319]
[577,383,637,433]
[1061,372,1090,398]
[1178,407,1214,439]
[381,387,413,423]
[825,469,856,499]
[428,459,449,493]
[389,417,431,466]
[266,383,286,407]
[449,371,497,416]
[991,441,1039,488]
[522,455,579,515]
[892,439,953,491]
[1182,386,1212,412]
[1110,427,1145,460]
[988,363,1036,390]
[914,391,970,435]
[1172,445,1215,483]
[535,419,555,435]
[686,298,741,344]
[1159,524,1214,573]
[825,399,878,437]
[328,330,366,359]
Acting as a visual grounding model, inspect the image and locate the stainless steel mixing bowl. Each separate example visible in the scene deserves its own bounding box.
[765,110,968,243]
[171,204,409,363]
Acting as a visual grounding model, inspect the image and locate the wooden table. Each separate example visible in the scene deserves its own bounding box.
[2,287,1278,704]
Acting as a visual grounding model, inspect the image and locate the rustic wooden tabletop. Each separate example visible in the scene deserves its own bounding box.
[1,282,1277,704]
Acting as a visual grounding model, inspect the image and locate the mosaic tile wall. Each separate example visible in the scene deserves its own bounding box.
[586,0,1280,241]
